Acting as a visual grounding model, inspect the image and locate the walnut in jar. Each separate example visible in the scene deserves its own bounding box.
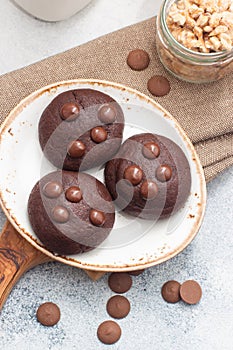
[156,0,233,83]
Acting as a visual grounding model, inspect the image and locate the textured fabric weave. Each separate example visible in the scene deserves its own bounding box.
[0,17,232,182]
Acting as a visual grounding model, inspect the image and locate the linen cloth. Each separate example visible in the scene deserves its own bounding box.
[0,17,232,182]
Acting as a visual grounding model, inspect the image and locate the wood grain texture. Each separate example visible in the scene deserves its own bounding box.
[0,221,51,310]
[0,221,105,309]
[84,270,105,281]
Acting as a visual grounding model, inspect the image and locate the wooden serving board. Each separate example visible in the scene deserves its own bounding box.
[0,221,105,310]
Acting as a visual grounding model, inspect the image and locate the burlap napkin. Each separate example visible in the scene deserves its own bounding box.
[0,17,232,182]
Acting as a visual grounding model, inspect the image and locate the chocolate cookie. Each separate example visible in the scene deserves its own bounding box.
[28,171,115,255]
[104,133,191,219]
[39,89,124,171]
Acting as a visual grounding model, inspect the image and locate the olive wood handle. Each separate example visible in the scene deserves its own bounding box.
[0,221,105,310]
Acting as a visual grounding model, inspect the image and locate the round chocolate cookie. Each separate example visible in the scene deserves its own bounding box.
[28,171,115,255]
[104,133,191,220]
[39,89,124,171]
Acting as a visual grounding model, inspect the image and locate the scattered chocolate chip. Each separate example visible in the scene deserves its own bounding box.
[127,49,150,71]
[91,127,108,143]
[140,180,158,200]
[108,273,132,294]
[61,102,80,121]
[106,295,130,319]
[98,104,117,124]
[147,75,171,97]
[67,140,86,158]
[142,142,160,159]
[161,280,181,303]
[89,209,106,227]
[123,165,143,186]
[65,186,82,203]
[51,205,69,223]
[97,320,121,345]
[180,280,202,305]
[128,269,145,276]
[43,181,63,198]
[36,302,60,327]
[156,165,172,182]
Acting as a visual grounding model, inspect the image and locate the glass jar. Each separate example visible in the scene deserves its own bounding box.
[156,0,233,83]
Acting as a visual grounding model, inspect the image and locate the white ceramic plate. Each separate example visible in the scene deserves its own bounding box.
[0,79,206,272]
